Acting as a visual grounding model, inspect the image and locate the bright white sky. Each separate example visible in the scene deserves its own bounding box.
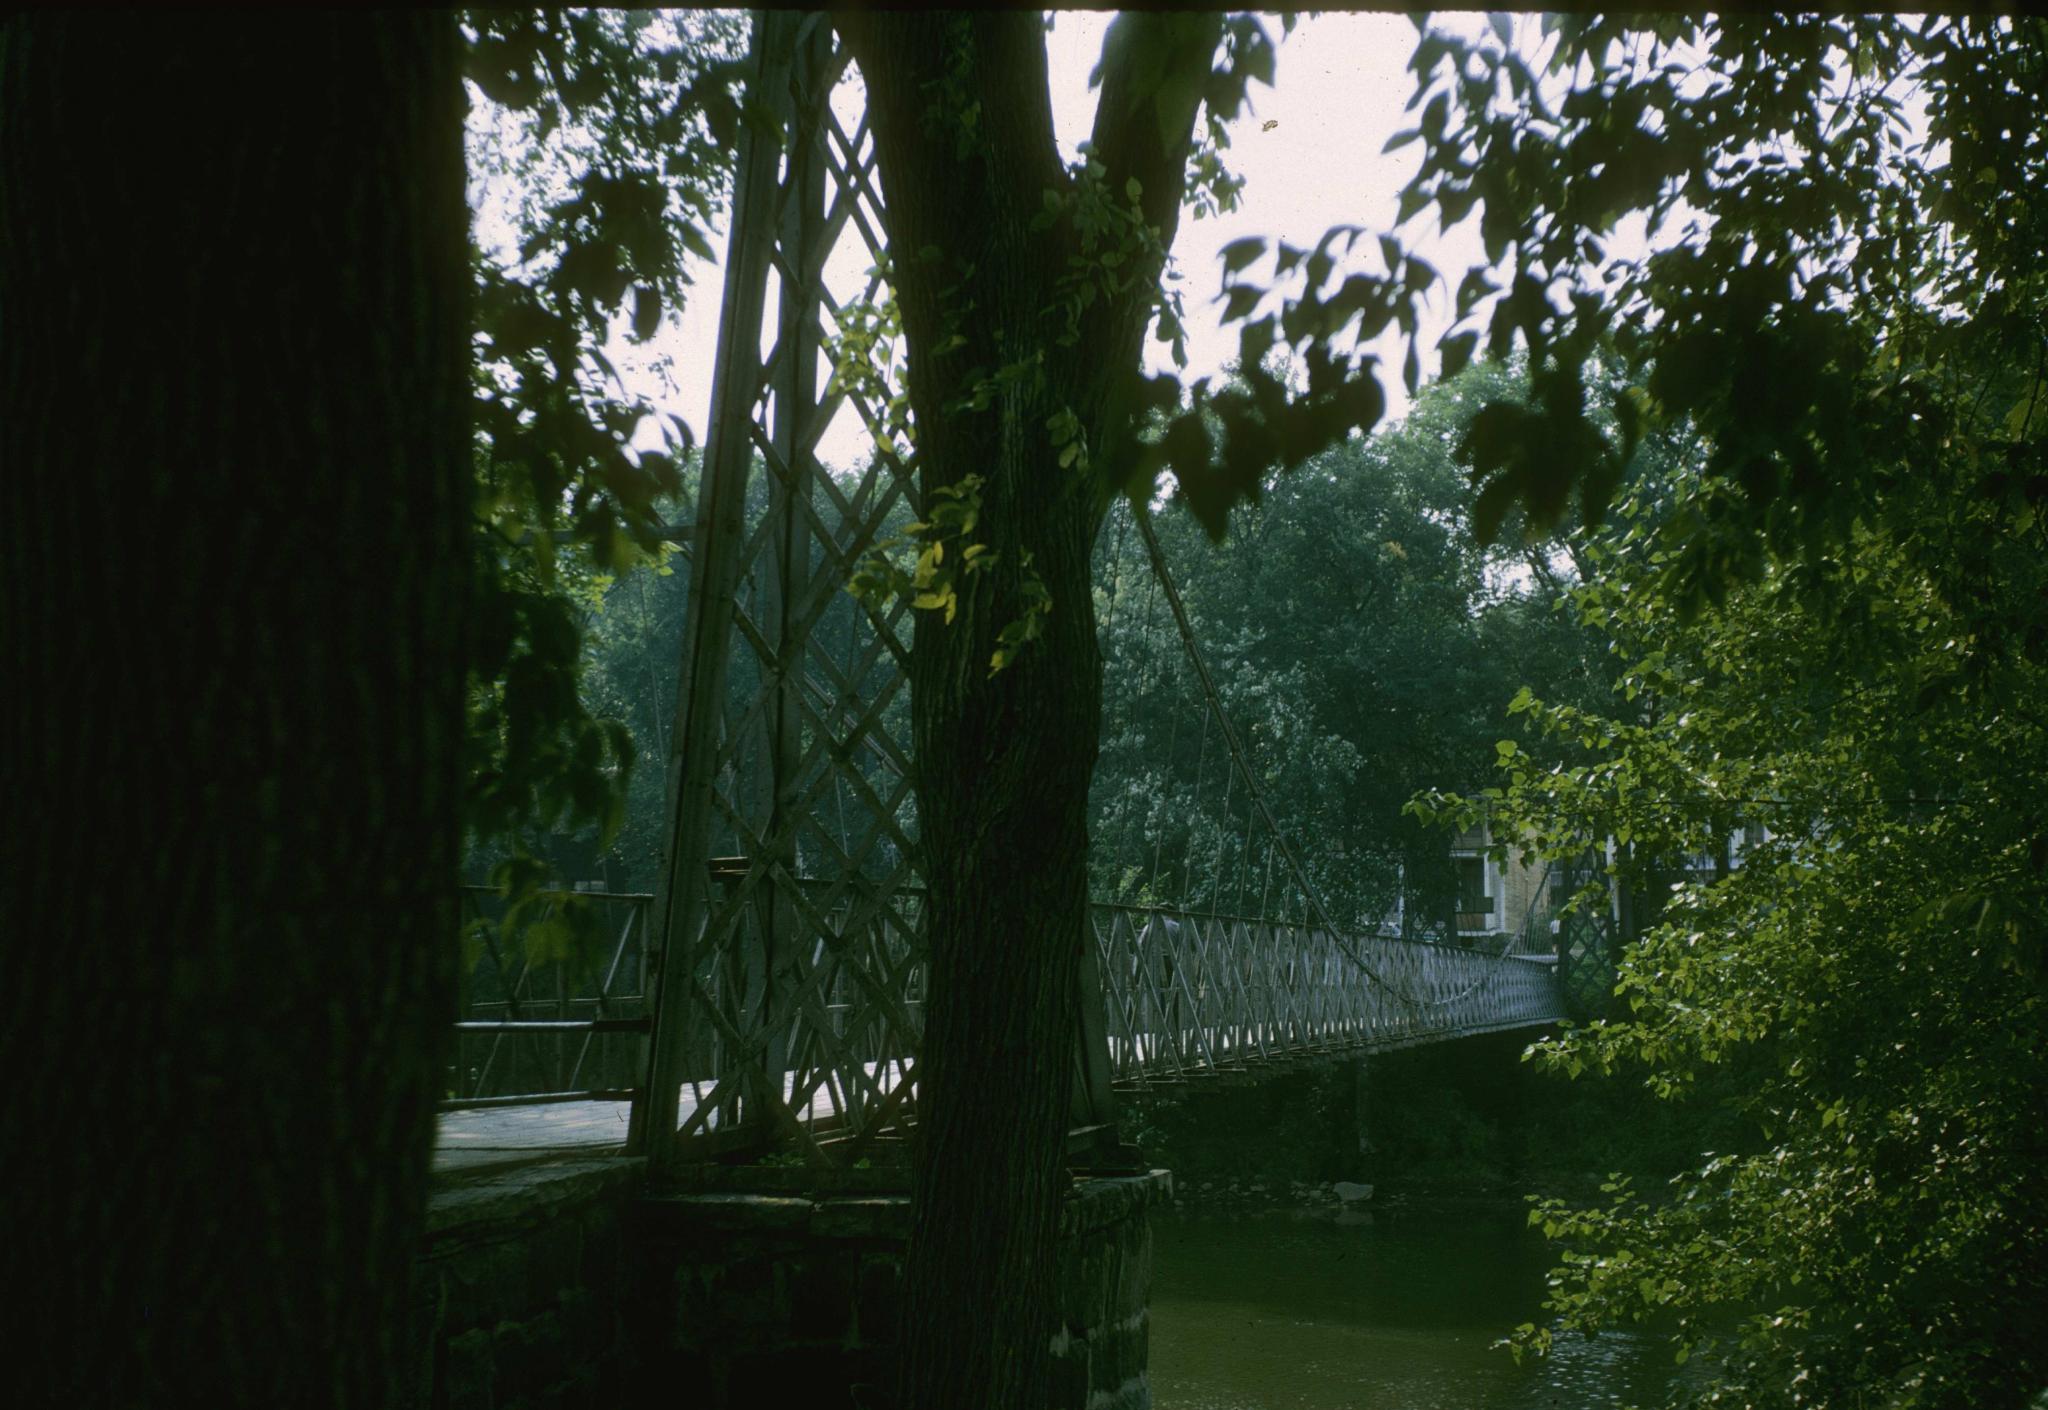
[591,11,1510,471]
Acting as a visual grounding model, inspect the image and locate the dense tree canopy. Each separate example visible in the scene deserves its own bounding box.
[1388,15,2048,1406]
[1460,475,2048,1405]
[1091,360,1608,933]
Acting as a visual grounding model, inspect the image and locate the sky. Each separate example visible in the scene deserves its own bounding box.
[591,11,1509,471]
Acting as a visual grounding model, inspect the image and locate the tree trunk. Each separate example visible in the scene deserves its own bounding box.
[2,15,469,1405]
[839,15,1214,1407]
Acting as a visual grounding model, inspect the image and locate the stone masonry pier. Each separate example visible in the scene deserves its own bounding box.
[408,1157,1172,1409]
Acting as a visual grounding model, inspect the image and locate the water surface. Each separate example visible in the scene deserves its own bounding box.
[1149,1203,1694,1410]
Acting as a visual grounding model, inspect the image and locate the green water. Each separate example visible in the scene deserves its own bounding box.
[1149,1204,1695,1410]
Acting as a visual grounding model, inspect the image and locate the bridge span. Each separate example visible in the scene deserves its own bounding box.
[436,890,1562,1172]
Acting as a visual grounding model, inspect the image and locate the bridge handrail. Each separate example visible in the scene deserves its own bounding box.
[448,886,654,1114]
[1091,899,1538,956]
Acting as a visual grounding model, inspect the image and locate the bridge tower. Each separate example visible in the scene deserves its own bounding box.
[629,12,1123,1175]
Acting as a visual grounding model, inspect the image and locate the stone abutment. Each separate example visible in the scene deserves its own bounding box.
[407,1156,1171,1409]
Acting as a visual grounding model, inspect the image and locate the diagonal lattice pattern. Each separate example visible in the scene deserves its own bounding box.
[636,14,930,1166]
[635,12,1567,1172]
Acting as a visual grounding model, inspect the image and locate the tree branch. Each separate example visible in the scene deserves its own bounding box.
[1079,14,1223,504]
[1088,13,1221,256]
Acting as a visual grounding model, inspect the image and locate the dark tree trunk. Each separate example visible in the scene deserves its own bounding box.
[839,15,1215,1408]
[3,15,469,1406]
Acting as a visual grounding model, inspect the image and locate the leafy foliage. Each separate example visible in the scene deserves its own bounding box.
[1375,18,2048,1404]
[1399,16,2048,601]
[552,499,694,887]
[1458,472,2047,1405]
[1130,222,1424,537]
[460,10,744,881]
[1092,363,1607,930]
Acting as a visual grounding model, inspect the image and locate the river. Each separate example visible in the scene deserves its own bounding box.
[1149,1201,1700,1410]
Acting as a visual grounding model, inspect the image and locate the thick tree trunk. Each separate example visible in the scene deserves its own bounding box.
[904,523,1101,1410]
[2,15,469,1406]
[840,15,1214,1408]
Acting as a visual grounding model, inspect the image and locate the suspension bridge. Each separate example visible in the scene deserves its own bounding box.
[436,12,1566,1176]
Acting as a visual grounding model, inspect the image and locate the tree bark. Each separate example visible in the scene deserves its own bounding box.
[2,15,469,1405]
[838,15,1216,1408]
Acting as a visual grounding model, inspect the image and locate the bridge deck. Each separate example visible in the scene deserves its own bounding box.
[434,1064,912,1174]
[435,1101,632,1174]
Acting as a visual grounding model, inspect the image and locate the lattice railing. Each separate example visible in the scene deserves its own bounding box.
[450,886,654,1107]
[626,889,1559,1135]
[1090,905,1562,1085]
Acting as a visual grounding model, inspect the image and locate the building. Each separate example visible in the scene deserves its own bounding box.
[1449,820,1556,949]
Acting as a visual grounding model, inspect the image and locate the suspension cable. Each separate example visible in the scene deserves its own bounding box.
[1093,496,1139,892]
[1130,503,1535,1010]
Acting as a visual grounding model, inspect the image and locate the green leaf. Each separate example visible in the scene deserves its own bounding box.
[631,285,661,341]
[1440,330,1478,380]
[1219,237,1266,275]
[679,221,716,264]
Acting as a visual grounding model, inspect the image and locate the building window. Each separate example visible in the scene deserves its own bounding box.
[1454,854,1495,929]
